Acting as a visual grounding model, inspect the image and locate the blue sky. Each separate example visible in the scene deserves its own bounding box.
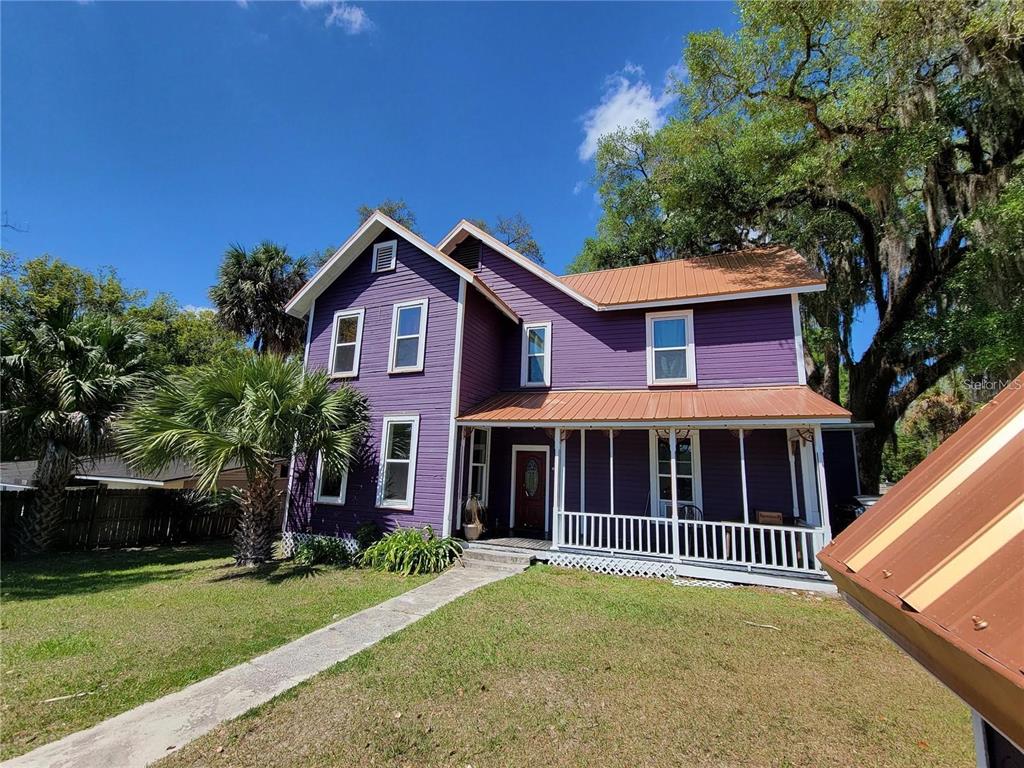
[3,1,740,311]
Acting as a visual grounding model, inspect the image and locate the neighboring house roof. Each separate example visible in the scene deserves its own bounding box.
[457,386,851,426]
[559,246,826,308]
[0,455,271,489]
[285,211,517,322]
[818,373,1024,750]
[438,219,826,311]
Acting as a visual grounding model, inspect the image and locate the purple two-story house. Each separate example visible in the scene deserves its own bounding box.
[283,211,859,588]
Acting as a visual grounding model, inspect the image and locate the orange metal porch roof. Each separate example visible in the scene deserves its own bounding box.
[818,374,1024,749]
[457,386,850,425]
[559,245,825,307]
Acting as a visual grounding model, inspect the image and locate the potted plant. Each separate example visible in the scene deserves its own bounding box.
[463,494,485,541]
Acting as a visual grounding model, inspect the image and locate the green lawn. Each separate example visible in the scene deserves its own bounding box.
[161,566,971,768]
[0,542,431,759]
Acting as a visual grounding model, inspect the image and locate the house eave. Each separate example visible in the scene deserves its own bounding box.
[593,283,826,311]
[456,417,851,428]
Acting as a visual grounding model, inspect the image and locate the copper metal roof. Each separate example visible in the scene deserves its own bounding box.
[818,374,1024,749]
[457,386,851,425]
[559,246,826,307]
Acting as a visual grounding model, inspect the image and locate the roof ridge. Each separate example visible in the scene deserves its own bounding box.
[560,244,796,280]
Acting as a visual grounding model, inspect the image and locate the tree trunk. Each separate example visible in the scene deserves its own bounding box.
[19,445,74,554]
[846,360,900,495]
[233,471,280,566]
[17,482,66,554]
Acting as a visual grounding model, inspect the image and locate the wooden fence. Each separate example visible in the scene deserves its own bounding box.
[1,488,238,555]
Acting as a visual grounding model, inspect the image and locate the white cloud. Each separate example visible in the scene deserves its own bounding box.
[577,63,676,162]
[183,304,215,314]
[326,3,371,33]
[572,180,586,196]
[300,0,373,34]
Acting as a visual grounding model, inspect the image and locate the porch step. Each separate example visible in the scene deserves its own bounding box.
[459,545,535,570]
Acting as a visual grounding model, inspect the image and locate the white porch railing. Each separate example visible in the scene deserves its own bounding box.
[555,510,827,575]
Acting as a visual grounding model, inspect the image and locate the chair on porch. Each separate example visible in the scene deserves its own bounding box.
[754,509,805,568]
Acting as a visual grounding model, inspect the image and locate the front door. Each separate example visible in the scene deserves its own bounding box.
[513,449,547,531]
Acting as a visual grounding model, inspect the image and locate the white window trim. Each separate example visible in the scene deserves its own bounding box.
[371,239,398,273]
[647,429,703,517]
[376,414,420,510]
[520,321,552,388]
[314,452,348,506]
[327,307,365,379]
[467,426,491,506]
[645,309,696,386]
[388,298,429,374]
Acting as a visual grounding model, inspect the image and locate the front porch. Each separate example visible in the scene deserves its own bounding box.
[454,420,837,586]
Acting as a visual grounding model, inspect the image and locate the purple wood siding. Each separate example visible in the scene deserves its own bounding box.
[693,301,800,387]
[459,286,509,413]
[472,426,803,534]
[486,427,552,530]
[473,241,799,391]
[743,429,796,515]
[698,430,744,522]
[823,429,859,507]
[286,231,460,538]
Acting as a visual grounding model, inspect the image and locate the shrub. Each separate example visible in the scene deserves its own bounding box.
[293,535,353,567]
[360,526,462,575]
[354,522,382,552]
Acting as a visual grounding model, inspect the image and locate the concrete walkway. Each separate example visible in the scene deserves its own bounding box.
[3,562,522,768]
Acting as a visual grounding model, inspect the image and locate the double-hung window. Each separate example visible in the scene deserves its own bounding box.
[377,415,419,509]
[315,453,347,505]
[328,308,364,377]
[521,322,551,387]
[649,430,701,517]
[388,299,428,374]
[646,310,696,385]
[467,428,490,504]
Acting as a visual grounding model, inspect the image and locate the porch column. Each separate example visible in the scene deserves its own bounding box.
[738,428,750,525]
[455,427,467,531]
[608,429,615,515]
[813,426,833,543]
[669,428,680,561]
[552,426,561,547]
[579,428,586,513]
[787,431,800,517]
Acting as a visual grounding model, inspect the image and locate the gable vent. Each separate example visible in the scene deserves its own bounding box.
[372,240,397,273]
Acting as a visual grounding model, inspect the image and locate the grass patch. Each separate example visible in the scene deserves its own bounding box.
[0,542,431,759]
[160,566,971,768]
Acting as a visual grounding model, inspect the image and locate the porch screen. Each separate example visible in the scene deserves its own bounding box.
[655,435,695,515]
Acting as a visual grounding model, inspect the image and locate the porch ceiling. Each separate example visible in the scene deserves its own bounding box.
[457,386,850,426]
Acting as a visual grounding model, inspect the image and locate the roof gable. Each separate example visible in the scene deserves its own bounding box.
[437,220,826,311]
[438,220,600,310]
[286,212,475,319]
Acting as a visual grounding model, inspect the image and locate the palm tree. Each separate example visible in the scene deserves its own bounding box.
[209,242,309,355]
[116,354,368,565]
[1,309,149,552]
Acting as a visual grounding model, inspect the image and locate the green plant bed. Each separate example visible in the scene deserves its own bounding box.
[360,527,462,575]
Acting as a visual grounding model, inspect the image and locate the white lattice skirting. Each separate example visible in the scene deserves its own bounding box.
[547,552,678,580]
[281,531,359,558]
